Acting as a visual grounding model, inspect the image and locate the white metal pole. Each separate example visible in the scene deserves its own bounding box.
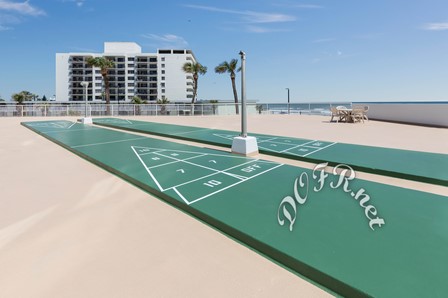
[239,51,247,137]
[81,81,89,118]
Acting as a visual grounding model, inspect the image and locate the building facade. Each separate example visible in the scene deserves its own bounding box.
[56,42,196,102]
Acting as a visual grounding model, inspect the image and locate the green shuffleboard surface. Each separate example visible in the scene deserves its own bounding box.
[92,118,448,187]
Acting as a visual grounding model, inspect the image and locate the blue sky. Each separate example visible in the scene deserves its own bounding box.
[0,0,447,102]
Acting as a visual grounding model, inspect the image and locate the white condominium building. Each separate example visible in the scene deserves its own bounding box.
[56,42,196,102]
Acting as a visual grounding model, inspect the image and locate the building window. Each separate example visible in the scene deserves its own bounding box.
[95,76,102,80]
[161,57,165,61]
[128,76,134,80]
[161,89,165,93]
[95,70,101,74]
[128,70,134,74]
[161,64,165,68]
[161,76,165,80]
[161,70,165,74]
[161,83,165,87]
[128,64,134,67]
[95,83,102,87]
[128,83,134,87]
[128,57,134,61]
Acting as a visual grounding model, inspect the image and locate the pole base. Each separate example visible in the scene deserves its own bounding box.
[231,136,259,156]
[80,117,93,124]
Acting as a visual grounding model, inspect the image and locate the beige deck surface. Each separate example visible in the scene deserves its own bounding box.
[1,115,447,297]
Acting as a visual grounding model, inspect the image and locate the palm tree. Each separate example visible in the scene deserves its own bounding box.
[215,59,240,114]
[209,99,219,115]
[182,62,207,104]
[86,56,115,114]
[156,97,170,115]
[12,91,33,104]
[12,92,26,104]
[131,95,146,104]
[12,91,32,116]
[131,96,147,115]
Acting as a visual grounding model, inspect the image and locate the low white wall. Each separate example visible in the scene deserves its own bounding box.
[354,102,448,127]
[216,105,257,115]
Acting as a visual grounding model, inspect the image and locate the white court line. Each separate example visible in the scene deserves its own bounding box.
[212,133,234,140]
[173,187,190,205]
[132,146,253,160]
[164,172,222,192]
[302,142,338,157]
[224,172,248,180]
[148,154,208,169]
[137,150,166,156]
[164,160,280,193]
[256,137,279,144]
[131,146,164,191]
[152,157,262,190]
[258,138,313,146]
[101,119,133,124]
[44,127,103,134]
[132,145,281,193]
[278,139,318,153]
[214,133,308,147]
[27,122,74,129]
[187,164,284,205]
[72,137,147,148]
[173,128,212,135]
[152,151,257,182]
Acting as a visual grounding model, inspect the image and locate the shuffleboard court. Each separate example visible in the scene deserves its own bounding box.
[22,120,448,297]
[92,118,448,186]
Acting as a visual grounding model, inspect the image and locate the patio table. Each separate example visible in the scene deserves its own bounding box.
[337,107,353,122]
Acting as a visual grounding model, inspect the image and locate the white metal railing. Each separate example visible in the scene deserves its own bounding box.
[0,102,350,117]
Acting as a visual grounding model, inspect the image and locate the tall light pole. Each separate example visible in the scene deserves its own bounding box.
[231,51,258,156]
[81,81,89,117]
[80,81,92,124]
[286,87,290,114]
[240,51,247,137]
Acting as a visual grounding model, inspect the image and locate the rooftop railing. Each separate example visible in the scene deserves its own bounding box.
[0,102,351,117]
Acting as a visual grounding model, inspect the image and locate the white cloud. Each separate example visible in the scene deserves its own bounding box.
[185,4,296,23]
[423,22,448,31]
[0,0,45,16]
[142,33,189,48]
[0,24,11,30]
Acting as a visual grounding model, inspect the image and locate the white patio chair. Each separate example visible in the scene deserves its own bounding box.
[330,106,342,122]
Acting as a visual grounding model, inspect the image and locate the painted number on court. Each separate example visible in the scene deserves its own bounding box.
[241,164,261,173]
[203,180,222,188]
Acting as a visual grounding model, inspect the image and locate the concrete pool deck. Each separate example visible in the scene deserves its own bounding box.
[1,114,447,297]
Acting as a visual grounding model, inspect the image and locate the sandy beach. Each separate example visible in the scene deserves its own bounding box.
[1,115,447,297]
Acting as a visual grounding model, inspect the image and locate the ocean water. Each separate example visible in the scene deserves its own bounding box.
[258,103,351,115]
